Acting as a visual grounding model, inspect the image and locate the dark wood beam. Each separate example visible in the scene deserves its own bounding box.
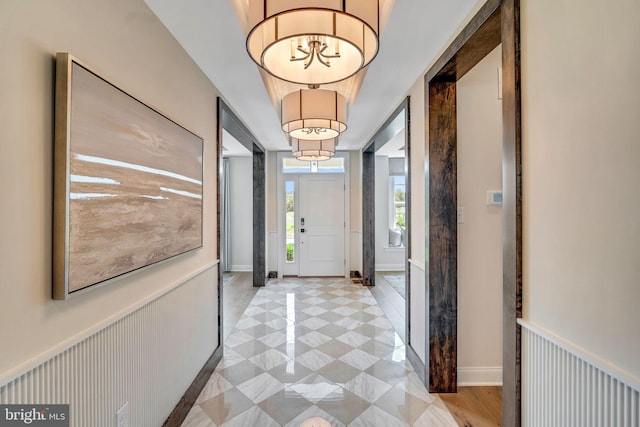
[253,150,266,287]
[362,150,375,287]
[426,0,501,83]
[428,80,458,393]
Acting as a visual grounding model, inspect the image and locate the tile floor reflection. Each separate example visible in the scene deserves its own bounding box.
[181,277,458,426]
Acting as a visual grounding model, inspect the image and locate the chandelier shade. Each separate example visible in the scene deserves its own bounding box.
[291,138,337,162]
[246,0,380,85]
[282,89,347,140]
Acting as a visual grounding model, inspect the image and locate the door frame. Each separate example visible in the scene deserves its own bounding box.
[216,98,266,353]
[361,98,411,338]
[424,0,522,425]
[276,151,351,278]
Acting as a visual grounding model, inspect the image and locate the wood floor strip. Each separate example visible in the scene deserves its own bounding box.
[439,386,502,427]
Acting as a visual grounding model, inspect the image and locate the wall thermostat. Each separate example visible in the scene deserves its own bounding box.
[486,190,503,206]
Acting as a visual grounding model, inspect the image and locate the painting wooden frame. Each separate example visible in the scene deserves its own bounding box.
[53,53,203,300]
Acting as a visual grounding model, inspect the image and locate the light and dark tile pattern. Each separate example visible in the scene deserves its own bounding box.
[181,277,458,426]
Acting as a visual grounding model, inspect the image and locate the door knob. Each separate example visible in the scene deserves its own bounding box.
[300,228,306,233]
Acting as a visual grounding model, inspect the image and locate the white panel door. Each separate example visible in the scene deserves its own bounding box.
[299,174,345,276]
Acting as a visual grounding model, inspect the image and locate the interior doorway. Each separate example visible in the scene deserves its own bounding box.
[362,99,411,341]
[217,98,265,289]
[438,44,504,427]
[216,98,266,357]
[423,0,522,425]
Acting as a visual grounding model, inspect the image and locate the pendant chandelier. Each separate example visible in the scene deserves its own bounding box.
[291,137,337,162]
[246,0,380,85]
[282,89,347,140]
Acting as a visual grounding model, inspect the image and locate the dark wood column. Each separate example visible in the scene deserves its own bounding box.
[362,150,375,286]
[428,80,457,393]
[253,150,266,287]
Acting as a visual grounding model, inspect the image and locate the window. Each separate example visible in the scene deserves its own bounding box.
[285,180,295,263]
[282,157,345,174]
[389,175,406,246]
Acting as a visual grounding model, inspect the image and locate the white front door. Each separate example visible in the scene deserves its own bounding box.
[299,174,345,276]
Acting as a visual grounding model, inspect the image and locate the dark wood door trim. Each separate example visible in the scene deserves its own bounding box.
[424,0,522,425]
[428,80,458,393]
[362,151,375,287]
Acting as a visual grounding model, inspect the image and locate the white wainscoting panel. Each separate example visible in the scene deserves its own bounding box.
[521,320,639,427]
[0,265,218,427]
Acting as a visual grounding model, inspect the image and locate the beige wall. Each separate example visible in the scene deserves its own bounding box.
[349,150,363,272]
[0,0,219,386]
[408,76,427,363]
[409,78,427,267]
[457,45,503,384]
[266,150,278,272]
[228,156,253,270]
[522,0,640,378]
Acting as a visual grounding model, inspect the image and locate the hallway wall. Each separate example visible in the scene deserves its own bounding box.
[350,151,363,273]
[266,151,278,273]
[519,0,640,422]
[0,0,220,424]
[408,76,427,366]
[228,156,253,271]
[456,45,503,385]
[521,0,640,380]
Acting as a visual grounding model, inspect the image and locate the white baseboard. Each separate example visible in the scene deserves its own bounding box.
[457,367,503,386]
[230,265,252,272]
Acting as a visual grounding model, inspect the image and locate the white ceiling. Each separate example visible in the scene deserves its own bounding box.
[144,0,481,151]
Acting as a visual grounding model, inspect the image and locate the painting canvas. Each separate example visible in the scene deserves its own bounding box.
[53,53,203,299]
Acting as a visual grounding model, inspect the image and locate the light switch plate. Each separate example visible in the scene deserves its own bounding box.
[486,190,503,206]
[457,207,465,224]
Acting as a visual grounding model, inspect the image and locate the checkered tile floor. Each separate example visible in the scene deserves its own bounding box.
[181,277,458,426]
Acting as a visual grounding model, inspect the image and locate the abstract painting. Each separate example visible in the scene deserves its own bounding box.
[53,53,203,299]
